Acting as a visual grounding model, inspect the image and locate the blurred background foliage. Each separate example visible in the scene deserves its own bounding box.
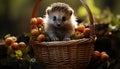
[0,0,120,39]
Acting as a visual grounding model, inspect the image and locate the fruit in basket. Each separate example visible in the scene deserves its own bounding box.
[76,25,85,32]
[83,28,91,36]
[37,34,45,42]
[74,31,84,38]
[74,25,91,38]
[30,17,44,26]
[30,18,37,25]
[100,51,109,61]
[31,28,40,36]
[36,17,44,26]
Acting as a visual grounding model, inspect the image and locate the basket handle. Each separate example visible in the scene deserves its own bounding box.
[79,0,95,39]
[32,0,95,39]
[32,0,43,18]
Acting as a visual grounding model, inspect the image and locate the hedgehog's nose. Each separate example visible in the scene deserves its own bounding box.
[57,24,60,26]
[57,23,61,27]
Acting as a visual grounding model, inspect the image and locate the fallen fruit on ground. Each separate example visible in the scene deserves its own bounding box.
[92,50,101,59]
[101,51,109,61]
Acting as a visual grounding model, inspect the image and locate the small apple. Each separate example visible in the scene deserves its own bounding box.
[83,28,91,36]
[19,42,26,50]
[5,37,15,46]
[36,17,44,26]
[76,25,85,32]
[30,18,37,25]
[92,51,101,59]
[101,51,109,61]
[31,28,40,36]
[37,34,45,42]
[11,42,19,50]
[74,31,84,38]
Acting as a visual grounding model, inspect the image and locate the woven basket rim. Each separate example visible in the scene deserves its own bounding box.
[31,38,94,47]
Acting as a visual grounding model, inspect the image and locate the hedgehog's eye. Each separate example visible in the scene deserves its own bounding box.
[53,16,57,21]
[62,16,66,22]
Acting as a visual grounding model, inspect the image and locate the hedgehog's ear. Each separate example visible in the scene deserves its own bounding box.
[46,7,52,15]
[69,9,74,16]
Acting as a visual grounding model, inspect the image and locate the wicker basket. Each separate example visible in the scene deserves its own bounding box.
[30,0,96,69]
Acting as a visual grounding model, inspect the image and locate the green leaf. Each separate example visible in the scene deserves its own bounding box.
[15,50,23,57]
